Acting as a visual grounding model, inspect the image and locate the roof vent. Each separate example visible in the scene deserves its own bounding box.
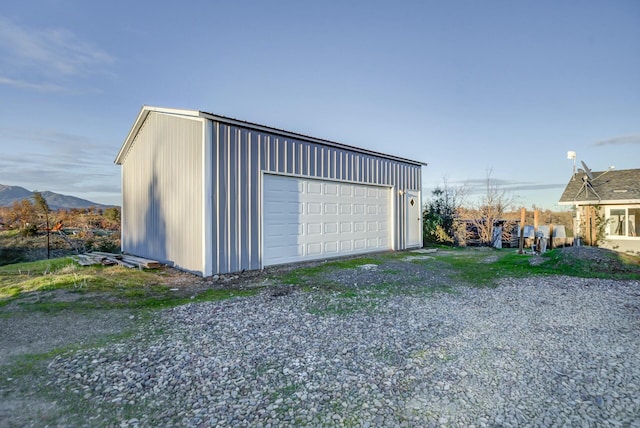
[613,189,628,193]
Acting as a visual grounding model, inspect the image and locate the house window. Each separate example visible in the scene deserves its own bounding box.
[607,206,640,238]
[630,208,640,237]
[610,209,626,236]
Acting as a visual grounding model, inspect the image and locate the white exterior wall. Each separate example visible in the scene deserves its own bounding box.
[121,112,204,273]
[208,121,422,275]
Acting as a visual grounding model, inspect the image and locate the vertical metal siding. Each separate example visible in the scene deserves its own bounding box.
[122,112,203,273]
[208,121,422,274]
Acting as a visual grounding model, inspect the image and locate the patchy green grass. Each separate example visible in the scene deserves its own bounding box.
[0,256,77,275]
[431,251,506,286]
[526,249,640,279]
[0,257,258,311]
[433,247,640,286]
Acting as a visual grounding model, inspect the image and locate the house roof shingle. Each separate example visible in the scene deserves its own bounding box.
[558,168,640,205]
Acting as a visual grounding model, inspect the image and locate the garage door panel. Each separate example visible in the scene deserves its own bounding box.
[307,243,322,255]
[324,183,338,195]
[324,241,338,253]
[324,203,338,214]
[307,223,322,235]
[307,181,322,193]
[340,241,352,251]
[307,203,322,214]
[263,174,391,266]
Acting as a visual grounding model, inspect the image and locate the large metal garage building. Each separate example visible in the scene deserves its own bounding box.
[115,106,426,276]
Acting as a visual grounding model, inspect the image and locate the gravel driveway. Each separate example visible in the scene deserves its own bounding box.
[36,274,640,427]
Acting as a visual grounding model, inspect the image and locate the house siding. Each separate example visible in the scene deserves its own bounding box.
[209,121,422,275]
[121,112,204,273]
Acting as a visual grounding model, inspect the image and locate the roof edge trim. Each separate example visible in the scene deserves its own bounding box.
[197,110,427,167]
[559,199,640,206]
[115,106,428,167]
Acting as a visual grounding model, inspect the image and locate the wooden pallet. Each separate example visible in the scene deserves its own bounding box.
[74,252,161,269]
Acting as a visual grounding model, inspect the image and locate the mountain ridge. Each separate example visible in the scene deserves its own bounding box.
[0,184,112,210]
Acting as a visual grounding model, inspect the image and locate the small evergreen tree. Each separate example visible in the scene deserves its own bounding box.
[423,183,465,245]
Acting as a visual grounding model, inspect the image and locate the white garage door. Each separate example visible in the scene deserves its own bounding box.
[263,174,392,266]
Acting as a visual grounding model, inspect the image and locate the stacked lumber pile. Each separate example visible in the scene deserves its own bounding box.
[74,252,161,269]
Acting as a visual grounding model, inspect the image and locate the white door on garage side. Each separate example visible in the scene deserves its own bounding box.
[262,174,392,266]
[406,190,422,248]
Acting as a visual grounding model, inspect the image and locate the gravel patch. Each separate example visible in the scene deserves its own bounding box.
[0,309,138,366]
[45,276,640,427]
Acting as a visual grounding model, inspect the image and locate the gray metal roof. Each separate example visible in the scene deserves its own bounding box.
[558,168,640,205]
[116,106,428,167]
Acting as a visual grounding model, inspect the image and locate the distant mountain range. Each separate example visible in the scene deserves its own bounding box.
[0,184,111,210]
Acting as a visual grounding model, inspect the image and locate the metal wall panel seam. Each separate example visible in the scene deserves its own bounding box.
[257,135,263,268]
[214,122,220,274]
[203,119,213,276]
[247,131,252,268]
[237,127,242,271]
[218,123,226,273]
[284,138,288,174]
[390,182,396,250]
[226,125,232,273]
[120,149,125,250]
[275,136,279,172]
[313,146,317,176]
[299,143,303,176]
[259,170,264,270]
[332,150,337,179]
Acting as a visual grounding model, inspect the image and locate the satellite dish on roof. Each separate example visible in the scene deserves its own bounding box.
[580,161,593,180]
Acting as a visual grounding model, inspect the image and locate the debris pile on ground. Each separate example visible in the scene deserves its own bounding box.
[74,252,161,269]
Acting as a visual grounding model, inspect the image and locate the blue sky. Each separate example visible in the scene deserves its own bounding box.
[1,0,638,209]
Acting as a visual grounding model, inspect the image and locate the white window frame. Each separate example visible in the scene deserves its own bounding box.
[605,205,640,239]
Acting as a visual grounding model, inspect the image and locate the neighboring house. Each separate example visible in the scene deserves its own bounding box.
[559,168,640,253]
[115,106,427,276]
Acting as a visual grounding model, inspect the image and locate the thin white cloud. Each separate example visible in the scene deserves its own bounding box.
[0,76,65,92]
[440,178,566,196]
[503,183,566,192]
[0,127,120,202]
[592,135,640,146]
[0,16,115,90]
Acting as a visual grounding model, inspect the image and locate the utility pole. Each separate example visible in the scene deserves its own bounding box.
[518,207,525,254]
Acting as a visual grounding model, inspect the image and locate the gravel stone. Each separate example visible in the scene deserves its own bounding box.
[42,275,640,426]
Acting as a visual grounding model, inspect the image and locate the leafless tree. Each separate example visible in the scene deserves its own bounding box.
[462,170,517,247]
[9,199,37,230]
